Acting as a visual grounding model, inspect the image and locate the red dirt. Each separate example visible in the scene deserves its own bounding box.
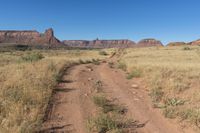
[40,59,195,133]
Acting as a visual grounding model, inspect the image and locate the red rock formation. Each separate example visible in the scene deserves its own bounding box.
[0,28,61,46]
[63,39,136,48]
[137,39,163,47]
[189,39,200,46]
[167,42,187,46]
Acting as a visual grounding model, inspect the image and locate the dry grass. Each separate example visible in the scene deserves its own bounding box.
[0,49,108,133]
[119,46,200,128]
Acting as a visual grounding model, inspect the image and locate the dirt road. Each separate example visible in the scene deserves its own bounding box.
[40,59,195,133]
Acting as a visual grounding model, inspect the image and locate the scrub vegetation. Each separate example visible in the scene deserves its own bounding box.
[0,49,107,133]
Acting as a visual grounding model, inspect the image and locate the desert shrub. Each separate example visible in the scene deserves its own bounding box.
[150,87,164,103]
[93,95,108,108]
[92,59,100,65]
[78,59,93,64]
[0,49,106,132]
[164,98,185,107]
[95,80,103,92]
[87,114,121,133]
[115,46,200,128]
[126,69,141,79]
[99,51,108,56]
[92,95,126,114]
[179,108,200,126]
[117,61,127,71]
[87,113,136,133]
[163,107,177,119]
[108,62,114,68]
[21,52,44,62]
[183,47,191,50]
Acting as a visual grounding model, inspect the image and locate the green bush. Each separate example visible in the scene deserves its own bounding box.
[108,62,114,68]
[93,95,108,108]
[183,47,191,50]
[164,98,185,106]
[150,87,164,103]
[163,107,177,119]
[99,51,108,56]
[92,59,100,65]
[117,62,127,71]
[21,52,44,62]
[87,114,121,133]
[126,69,141,79]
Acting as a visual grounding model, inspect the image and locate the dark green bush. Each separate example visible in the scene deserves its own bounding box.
[21,52,44,62]
[183,47,191,50]
[126,69,141,79]
[99,51,108,56]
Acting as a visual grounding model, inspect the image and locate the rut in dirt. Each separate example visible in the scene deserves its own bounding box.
[39,58,195,133]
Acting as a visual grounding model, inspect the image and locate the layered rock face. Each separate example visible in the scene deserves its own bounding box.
[167,42,187,46]
[0,28,61,45]
[63,39,136,48]
[189,39,200,46]
[137,39,163,47]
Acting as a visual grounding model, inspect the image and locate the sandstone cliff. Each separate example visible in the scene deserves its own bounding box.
[0,28,61,46]
[63,39,136,48]
[189,39,200,46]
[137,39,163,47]
[167,42,187,46]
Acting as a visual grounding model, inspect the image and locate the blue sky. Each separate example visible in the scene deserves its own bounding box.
[0,0,200,44]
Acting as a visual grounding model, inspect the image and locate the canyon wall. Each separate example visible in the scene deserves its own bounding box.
[0,28,61,46]
[63,39,136,48]
[63,38,164,48]
[137,39,163,47]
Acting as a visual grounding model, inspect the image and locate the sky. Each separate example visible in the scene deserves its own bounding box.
[0,0,200,45]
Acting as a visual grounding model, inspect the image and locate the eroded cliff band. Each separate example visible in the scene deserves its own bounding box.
[0,28,200,48]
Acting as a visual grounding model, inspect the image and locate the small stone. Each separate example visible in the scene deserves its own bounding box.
[88,77,93,81]
[131,84,138,89]
[88,68,93,71]
[132,91,137,94]
[134,98,139,101]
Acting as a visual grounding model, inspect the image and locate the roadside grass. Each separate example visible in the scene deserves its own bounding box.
[0,49,106,133]
[119,46,200,128]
